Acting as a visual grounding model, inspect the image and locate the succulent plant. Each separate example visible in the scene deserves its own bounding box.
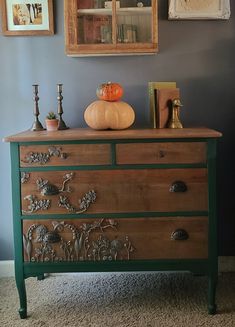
[46,111,57,120]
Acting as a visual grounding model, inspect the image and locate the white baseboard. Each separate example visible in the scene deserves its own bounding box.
[0,257,234,278]
[218,256,235,272]
[0,260,14,277]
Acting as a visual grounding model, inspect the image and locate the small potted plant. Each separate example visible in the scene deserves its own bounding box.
[45,111,59,131]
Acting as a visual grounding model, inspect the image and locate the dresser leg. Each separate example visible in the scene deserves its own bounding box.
[16,277,27,319]
[208,275,217,315]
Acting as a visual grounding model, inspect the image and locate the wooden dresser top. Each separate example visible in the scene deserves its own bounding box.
[3,127,222,143]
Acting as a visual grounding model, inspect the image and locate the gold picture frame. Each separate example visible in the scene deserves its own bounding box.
[1,0,54,36]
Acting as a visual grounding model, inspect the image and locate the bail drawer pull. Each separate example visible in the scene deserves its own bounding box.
[169,181,187,193]
[171,229,189,241]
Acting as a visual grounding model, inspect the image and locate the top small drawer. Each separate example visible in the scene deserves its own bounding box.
[20,144,111,167]
[116,142,207,165]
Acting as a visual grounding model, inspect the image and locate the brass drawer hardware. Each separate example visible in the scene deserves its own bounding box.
[22,191,96,215]
[21,172,30,184]
[36,172,73,196]
[169,181,187,193]
[171,229,189,241]
[22,195,51,214]
[23,219,135,262]
[22,172,96,214]
[58,190,96,214]
[22,146,68,165]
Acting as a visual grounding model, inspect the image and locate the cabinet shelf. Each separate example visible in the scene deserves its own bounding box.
[64,0,158,56]
[78,7,152,16]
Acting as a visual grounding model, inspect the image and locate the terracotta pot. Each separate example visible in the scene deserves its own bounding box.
[45,119,59,131]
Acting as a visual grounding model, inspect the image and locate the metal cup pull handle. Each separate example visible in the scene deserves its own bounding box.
[171,229,189,241]
[169,181,187,193]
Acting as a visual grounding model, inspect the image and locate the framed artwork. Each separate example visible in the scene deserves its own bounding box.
[168,0,231,20]
[1,0,54,36]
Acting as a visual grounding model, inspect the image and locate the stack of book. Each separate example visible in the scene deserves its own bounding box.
[78,0,95,9]
[101,24,138,44]
[117,24,137,43]
[78,15,112,44]
[100,25,112,43]
[78,16,138,44]
[148,82,180,128]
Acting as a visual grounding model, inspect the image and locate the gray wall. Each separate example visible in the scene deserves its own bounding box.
[1,1,235,260]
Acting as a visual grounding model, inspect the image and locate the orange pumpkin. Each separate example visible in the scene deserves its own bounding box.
[96,82,123,102]
[84,100,135,130]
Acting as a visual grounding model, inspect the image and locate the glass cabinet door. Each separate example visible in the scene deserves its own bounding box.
[64,0,158,56]
[77,0,112,44]
[116,0,152,44]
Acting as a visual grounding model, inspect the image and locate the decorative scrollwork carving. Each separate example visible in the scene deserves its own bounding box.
[23,189,96,215]
[36,173,73,196]
[23,146,67,165]
[23,219,135,263]
[58,190,96,214]
[22,195,51,214]
[21,172,30,184]
[22,173,96,214]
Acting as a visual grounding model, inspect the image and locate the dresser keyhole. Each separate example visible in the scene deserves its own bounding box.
[159,150,165,158]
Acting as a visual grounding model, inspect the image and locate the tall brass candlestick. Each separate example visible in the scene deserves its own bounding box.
[57,83,69,130]
[31,84,45,131]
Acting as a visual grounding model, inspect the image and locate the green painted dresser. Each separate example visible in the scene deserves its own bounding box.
[4,127,222,318]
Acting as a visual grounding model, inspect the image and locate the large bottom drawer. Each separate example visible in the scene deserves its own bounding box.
[23,217,208,262]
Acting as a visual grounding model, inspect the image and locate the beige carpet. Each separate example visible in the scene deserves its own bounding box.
[0,272,235,327]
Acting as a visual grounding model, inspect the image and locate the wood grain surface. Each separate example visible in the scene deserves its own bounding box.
[21,169,208,214]
[116,142,207,164]
[22,217,208,262]
[4,128,222,142]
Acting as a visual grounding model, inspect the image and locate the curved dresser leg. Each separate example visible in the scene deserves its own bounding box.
[208,274,217,315]
[16,276,27,319]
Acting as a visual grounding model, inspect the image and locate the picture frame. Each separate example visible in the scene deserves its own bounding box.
[1,0,54,36]
[168,0,231,20]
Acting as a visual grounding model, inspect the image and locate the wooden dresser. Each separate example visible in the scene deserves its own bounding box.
[4,128,221,318]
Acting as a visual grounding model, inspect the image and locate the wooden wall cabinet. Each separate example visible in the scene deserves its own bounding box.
[64,0,158,56]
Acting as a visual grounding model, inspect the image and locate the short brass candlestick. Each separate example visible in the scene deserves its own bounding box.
[57,84,69,130]
[31,84,45,131]
[167,98,183,129]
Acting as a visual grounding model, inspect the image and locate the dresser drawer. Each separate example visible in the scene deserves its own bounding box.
[22,217,208,262]
[21,168,208,215]
[116,142,207,164]
[20,144,111,167]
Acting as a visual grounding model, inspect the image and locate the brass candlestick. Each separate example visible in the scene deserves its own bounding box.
[167,98,183,129]
[57,84,69,130]
[31,84,45,131]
